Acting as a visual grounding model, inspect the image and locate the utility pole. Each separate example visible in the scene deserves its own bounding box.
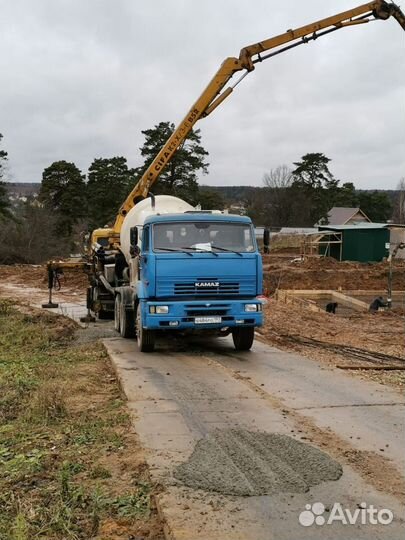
[387,242,405,308]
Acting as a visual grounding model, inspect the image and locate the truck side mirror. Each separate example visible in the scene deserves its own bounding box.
[263,228,270,254]
[130,226,138,247]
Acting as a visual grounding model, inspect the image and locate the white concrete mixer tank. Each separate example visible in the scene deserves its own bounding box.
[120,195,194,264]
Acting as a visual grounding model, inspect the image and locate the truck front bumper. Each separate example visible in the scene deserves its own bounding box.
[142,299,263,331]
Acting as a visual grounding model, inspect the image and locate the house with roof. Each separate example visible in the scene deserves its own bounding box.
[312,207,405,262]
[318,223,389,262]
[321,207,371,226]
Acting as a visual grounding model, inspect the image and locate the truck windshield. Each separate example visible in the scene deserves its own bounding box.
[153,222,255,253]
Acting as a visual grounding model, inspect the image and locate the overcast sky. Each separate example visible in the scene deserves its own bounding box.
[1,0,404,189]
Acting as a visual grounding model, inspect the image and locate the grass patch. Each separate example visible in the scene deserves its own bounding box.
[89,465,111,480]
[0,301,163,539]
[27,380,68,424]
[112,485,152,519]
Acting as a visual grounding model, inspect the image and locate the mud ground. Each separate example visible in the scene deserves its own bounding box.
[263,254,405,292]
[259,298,405,388]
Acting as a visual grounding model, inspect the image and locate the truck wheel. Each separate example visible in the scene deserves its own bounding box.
[232,327,254,351]
[136,304,155,352]
[114,295,121,333]
[120,305,135,338]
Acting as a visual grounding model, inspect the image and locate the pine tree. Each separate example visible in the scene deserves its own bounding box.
[87,157,135,228]
[292,153,339,225]
[39,160,86,236]
[135,121,209,204]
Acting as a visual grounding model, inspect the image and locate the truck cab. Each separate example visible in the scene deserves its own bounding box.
[131,212,263,351]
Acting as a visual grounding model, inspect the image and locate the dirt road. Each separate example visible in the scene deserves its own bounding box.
[105,335,405,540]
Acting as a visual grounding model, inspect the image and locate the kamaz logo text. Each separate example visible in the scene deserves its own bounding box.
[195,282,219,288]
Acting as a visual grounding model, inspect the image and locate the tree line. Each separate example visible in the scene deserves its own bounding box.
[38,121,219,237]
[246,153,401,227]
[0,124,222,263]
[1,127,404,264]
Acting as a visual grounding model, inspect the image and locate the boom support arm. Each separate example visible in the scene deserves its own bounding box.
[113,0,404,233]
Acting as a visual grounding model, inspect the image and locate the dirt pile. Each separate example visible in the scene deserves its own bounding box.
[261,299,405,359]
[262,256,405,292]
[174,429,342,496]
[0,264,46,284]
[0,264,88,291]
[0,264,88,308]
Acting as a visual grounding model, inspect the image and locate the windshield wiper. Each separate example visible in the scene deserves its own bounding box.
[154,247,192,256]
[180,246,218,256]
[211,245,243,256]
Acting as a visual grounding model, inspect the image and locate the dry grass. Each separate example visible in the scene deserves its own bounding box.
[27,381,68,424]
[0,301,164,539]
[270,233,304,252]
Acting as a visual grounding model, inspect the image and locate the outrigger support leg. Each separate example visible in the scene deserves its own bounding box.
[42,266,59,309]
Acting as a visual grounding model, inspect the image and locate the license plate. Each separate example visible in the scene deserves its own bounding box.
[195,316,222,325]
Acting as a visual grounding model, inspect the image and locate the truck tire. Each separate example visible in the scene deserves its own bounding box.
[120,305,135,338]
[114,294,121,333]
[232,327,254,351]
[136,304,155,352]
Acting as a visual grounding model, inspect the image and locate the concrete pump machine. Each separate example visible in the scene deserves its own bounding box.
[43,1,405,351]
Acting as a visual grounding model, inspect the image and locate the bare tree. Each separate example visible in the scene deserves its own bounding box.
[263,165,293,190]
[259,165,311,227]
[0,202,69,264]
[259,166,291,227]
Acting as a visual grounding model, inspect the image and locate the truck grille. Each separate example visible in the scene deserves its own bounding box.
[174,281,239,296]
[155,275,256,297]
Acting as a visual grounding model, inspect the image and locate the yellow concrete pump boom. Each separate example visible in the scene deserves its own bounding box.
[113,0,405,234]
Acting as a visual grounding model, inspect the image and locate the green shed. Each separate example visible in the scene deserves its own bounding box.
[318,224,390,262]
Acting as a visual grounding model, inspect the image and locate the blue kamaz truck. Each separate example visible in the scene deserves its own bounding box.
[111,195,264,352]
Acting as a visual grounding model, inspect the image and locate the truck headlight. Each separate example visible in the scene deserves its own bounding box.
[155,305,169,314]
[244,304,261,312]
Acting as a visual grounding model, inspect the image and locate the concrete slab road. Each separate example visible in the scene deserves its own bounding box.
[104,335,405,540]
